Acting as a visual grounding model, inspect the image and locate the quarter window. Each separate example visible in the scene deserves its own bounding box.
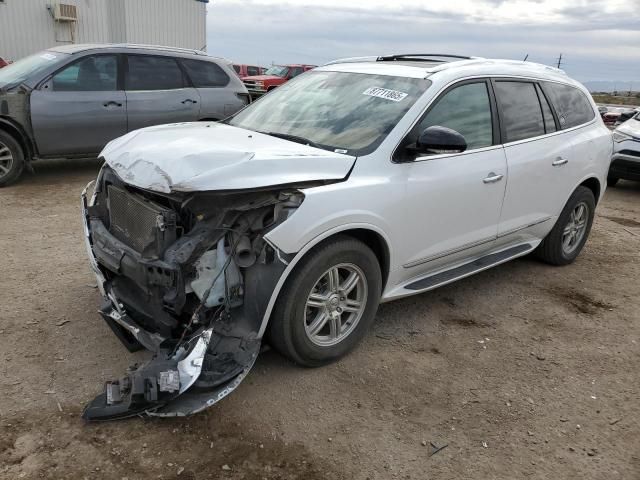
[418,82,493,150]
[126,55,185,91]
[52,55,117,92]
[544,82,595,129]
[181,59,230,88]
[494,81,545,142]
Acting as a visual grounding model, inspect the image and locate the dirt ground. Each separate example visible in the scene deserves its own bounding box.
[1,159,639,480]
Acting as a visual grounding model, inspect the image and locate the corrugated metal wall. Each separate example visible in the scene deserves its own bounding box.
[0,0,207,62]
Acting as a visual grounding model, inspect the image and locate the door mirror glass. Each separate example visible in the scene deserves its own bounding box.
[415,126,467,155]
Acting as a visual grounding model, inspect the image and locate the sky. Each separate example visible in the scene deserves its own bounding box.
[206,0,640,89]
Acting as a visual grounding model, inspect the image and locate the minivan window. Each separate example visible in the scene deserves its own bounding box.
[418,82,493,150]
[126,55,185,91]
[52,55,117,92]
[495,81,545,142]
[228,71,430,155]
[544,82,595,129]
[181,59,229,88]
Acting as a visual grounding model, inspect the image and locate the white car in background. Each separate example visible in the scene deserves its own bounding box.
[610,111,640,186]
[81,54,612,420]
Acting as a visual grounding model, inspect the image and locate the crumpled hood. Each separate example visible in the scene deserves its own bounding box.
[616,117,640,138]
[101,122,356,193]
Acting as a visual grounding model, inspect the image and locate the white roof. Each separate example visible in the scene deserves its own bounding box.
[319,57,577,86]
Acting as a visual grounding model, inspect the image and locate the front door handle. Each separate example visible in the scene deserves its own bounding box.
[483,172,504,184]
[103,101,123,108]
[181,99,198,104]
[552,157,569,167]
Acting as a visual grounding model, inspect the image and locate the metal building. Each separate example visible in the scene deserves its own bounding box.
[0,0,208,62]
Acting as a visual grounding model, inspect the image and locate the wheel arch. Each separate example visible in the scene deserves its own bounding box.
[0,117,34,160]
[258,223,392,338]
[579,176,601,204]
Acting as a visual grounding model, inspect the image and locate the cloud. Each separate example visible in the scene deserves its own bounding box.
[206,0,640,82]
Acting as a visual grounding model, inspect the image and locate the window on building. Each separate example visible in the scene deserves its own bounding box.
[418,82,494,150]
[544,82,595,129]
[494,81,545,142]
[52,55,118,92]
[181,59,229,88]
[126,55,185,91]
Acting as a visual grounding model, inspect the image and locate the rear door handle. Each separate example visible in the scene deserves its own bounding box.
[103,101,122,108]
[181,99,198,104]
[483,173,504,184]
[552,157,568,167]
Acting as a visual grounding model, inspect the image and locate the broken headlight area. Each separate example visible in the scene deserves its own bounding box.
[81,165,302,421]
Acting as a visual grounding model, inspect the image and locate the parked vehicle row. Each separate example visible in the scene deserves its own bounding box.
[0,44,250,186]
[241,64,316,98]
[79,54,612,420]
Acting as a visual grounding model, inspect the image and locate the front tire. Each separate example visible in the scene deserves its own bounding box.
[269,236,382,367]
[0,130,25,187]
[536,186,596,265]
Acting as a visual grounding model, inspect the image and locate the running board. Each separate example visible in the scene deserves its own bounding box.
[405,243,534,291]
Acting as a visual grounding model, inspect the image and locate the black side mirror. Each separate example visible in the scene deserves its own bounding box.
[414,126,467,155]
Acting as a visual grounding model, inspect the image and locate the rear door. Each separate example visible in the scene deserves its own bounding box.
[124,54,201,131]
[30,54,126,156]
[494,79,571,237]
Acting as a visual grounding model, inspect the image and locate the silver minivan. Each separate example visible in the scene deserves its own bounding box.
[0,44,250,186]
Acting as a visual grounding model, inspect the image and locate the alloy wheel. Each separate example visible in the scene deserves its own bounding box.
[0,141,14,180]
[562,201,589,255]
[304,263,368,347]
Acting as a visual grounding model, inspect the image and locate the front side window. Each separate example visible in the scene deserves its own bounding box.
[126,55,185,91]
[544,82,595,129]
[228,71,430,155]
[494,81,545,142]
[418,82,493,150]
[51,55,118,92]
[181,59,229,88]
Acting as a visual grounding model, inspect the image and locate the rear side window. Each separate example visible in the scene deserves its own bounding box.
[536,84,557,133]
[126,55,185,91]
[232,64,241,74]
[544,82,595,129]
[418,81,493,150]
[52,55,117,92]
[181,59,230,87]
[494,81,545,142]
[247,66,260,76]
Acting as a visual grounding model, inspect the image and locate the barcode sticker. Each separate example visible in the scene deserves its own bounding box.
[362,87,408,102]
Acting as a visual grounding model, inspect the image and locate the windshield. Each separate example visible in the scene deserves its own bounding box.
[264,65,289,77]
[0,51,69,89]
[228,70,430,155]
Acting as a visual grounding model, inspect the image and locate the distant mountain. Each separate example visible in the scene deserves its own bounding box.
[583,80,635,93]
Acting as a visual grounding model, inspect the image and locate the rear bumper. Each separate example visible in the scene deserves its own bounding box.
[610,150,640,181]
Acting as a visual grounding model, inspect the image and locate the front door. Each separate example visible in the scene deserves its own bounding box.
[124,54,201,131]
[397,80,507,276]
[30,54,126,156]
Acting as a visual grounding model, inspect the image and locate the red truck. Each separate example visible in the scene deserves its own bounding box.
[242,64,316,98]
[0,57,9,68]
[232,64,265,78]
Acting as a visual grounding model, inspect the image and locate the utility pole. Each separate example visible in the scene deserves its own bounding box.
[556,53,563,69]
[523,54,528,61]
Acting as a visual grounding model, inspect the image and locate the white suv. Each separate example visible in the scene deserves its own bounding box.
[81,54,612,420]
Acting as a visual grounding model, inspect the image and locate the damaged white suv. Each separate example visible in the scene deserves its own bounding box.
[81,54,612,420]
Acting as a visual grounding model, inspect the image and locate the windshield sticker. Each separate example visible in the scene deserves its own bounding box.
[363,87,408,102]
[40,53,57,61]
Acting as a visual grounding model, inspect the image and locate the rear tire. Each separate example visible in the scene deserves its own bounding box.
[0,130,25,187]
[607,175,619,187]
[269,235,382,367]
[536,186,596,266]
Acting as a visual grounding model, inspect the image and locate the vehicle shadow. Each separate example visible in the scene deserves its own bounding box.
[21,158,103,188]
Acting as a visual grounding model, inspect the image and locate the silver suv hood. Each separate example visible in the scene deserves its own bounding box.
[101,122,356,193]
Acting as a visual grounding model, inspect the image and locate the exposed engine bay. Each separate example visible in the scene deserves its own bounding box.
[81,165,303,420]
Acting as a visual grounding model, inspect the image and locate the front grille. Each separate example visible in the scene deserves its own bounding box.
[107,185,171,253]
[619,149,640,158]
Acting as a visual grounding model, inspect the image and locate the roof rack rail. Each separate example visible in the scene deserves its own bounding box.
[377,54,472,62]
